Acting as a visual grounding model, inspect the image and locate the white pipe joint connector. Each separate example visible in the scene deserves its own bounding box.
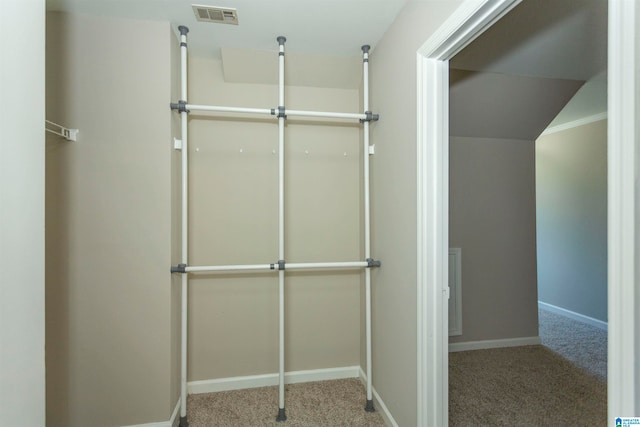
[178,26,189,49]
[271,106,287,119]
[170,100,189,113]
[171,264,187,273]
[359,111,379,123]
[269,261,286,270]
[366,258,381,268]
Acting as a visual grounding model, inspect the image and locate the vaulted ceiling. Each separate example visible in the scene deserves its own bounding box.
[449,0,607,139]
[449,70,585,140]
[451,0,607,81]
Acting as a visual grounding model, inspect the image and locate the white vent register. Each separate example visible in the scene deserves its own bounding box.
[192,5,239,25]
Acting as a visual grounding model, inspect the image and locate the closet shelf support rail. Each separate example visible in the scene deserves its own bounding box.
[170,104,379,122]
[170,259,382,274]
[45,120,78,141]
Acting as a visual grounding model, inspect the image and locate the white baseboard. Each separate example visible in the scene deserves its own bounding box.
[538,301,608,330]
[188,366,361,395]
[170,400,180,427]
[120,399,180,427]
[448,336,541,352]
[358,368,399,427]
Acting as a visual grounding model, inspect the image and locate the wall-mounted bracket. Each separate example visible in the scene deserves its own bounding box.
[368,144,375,155]
[45,120,78,142]
[174,138,183,150]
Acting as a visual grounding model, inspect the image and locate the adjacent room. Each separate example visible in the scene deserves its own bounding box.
[447,0,608,424]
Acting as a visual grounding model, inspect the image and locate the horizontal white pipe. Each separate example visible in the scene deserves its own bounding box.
[186,264,274,273]
[181,261,373,274]
[186,104,273,115]
[285,109,366,120]
[285,261,369,270]
[184,104,367,121]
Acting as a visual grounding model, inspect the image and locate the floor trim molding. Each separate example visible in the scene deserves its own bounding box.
[188,366,361,395]
[359,368,399,427]
[538,301,608,331]
[449,336,541,352]
[120,399,180,427]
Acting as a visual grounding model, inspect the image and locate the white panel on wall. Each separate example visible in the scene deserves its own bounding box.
[449,248,462,336]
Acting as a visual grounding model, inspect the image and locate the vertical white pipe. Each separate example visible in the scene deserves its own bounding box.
[362,45,374,409]
[178,25,189,423]
[276,36,287,420]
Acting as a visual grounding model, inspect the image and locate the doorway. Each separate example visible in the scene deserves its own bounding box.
[416,0,639,424]
[446,1,608,423]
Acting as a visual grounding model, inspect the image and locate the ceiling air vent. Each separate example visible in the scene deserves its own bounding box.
[192,5,239,25]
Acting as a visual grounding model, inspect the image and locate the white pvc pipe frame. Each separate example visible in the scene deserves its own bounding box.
[172,27,379,424]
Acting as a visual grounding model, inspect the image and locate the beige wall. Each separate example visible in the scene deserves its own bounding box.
[368,1,463,425]
[536,119,607,321]
[46,12,177,426]
[448,137,539,343]
[186,56,362,379]
[0,0,46,424]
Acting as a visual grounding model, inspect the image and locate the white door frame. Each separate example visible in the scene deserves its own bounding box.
[607,0,639,418]
[416,0,639,424]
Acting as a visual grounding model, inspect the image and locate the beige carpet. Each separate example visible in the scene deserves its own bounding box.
[187,378,386,426]
[189,323,606,426]
[539,308,607,381]
[449,345,607,426]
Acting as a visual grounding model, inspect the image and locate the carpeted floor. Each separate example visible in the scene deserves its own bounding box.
[187,309,607,426]
[449,308,607,426]
[538,308,607,381]
[187,378,386,426]
[449,345,606,426]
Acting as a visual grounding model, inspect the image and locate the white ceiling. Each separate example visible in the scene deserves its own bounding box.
[46,0,409,58]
